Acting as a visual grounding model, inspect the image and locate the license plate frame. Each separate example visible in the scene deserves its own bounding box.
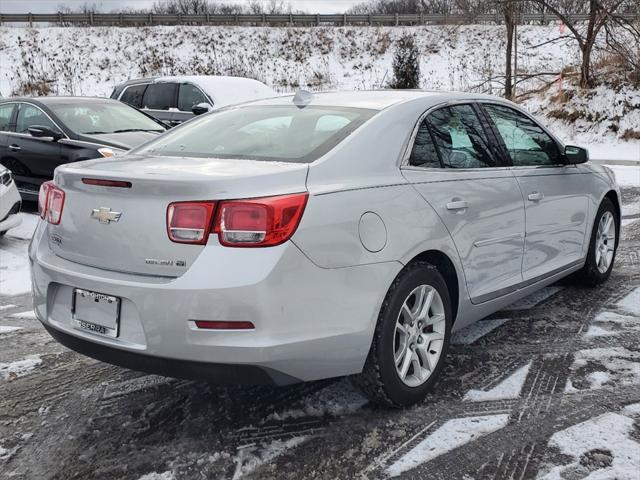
[71,288,121,338]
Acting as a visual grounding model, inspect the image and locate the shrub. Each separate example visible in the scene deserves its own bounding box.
[388,33,420,89]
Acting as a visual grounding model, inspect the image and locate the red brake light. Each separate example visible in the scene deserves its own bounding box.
[214,193,308,247]
[167,201,216,244]
[38,181,52,219]
[166,193,308,247]
[82,178,132,188]
[38,181,65,225]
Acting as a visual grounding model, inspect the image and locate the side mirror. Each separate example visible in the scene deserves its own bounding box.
[564,145,588,164]
[28,125,63,141]
[192,103,213,116]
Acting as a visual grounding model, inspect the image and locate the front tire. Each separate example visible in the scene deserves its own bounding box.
[575,198,618,286]
[355,262,452,407]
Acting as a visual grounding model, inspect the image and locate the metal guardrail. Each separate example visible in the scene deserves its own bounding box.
[0,12,638,27]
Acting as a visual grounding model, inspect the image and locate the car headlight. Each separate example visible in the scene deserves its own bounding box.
[1,170,13,186]
[97,147,126,158]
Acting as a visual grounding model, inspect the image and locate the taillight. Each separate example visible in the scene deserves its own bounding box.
[214,193,308,247]
[38,181,65,225]
[166,193,308,247]
[167,201,216,244]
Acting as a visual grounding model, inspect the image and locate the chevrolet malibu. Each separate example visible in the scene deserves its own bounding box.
[30,91,621,407]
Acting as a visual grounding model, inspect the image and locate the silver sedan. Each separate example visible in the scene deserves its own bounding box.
[30,91,621,406]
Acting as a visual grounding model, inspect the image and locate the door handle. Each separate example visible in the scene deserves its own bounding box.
[446,200,468,211]
[8,144,21,151]
[528,192,544,202]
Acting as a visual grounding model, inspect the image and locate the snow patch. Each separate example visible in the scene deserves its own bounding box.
[537,412,640,480]
[585,325,617,338]
[5,213,39,241]
[232,436,306,480]
[0,238,31,296]
[0,326,22,334]
[8,310,37,320]
[569,347,640,391]
[463,362,531,402]
[386,414,509,477]
[138,472,176,480]
[0,304,16,311]
[605,165,640,188]
[617,288,640,316]
[0,355,42,380]
[594,311,637,325]
[451,318,509,345]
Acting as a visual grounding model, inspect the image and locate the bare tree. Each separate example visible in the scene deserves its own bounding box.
[526,0,633,87]
[502,0,516,98]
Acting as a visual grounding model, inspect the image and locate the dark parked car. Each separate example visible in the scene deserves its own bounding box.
[110,75,276,127]
[0,97,166,200]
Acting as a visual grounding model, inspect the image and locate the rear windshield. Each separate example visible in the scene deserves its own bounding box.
[131,105,377,163]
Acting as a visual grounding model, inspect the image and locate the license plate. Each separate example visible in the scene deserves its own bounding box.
[71,288,121,338]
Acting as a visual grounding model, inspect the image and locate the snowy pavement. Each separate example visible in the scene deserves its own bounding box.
[1,185,639,480]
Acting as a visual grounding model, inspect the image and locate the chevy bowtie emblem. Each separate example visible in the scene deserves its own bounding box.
[91,207,122,224]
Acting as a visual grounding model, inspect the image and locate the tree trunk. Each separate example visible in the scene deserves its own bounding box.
[504,1,515,99]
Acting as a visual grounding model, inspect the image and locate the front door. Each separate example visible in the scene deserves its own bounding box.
[401,103,525,304]
[7,103,62,195]
[481,102,589,280]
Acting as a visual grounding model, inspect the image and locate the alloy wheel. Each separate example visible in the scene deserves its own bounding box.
[393,284,446,387]
[595,211,616,274]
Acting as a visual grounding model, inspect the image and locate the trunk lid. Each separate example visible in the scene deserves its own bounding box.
[50,154,308,276]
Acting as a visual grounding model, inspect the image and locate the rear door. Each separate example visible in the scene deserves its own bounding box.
[480,102,589,280]
[141,82,179,126]
[401,103,525,304]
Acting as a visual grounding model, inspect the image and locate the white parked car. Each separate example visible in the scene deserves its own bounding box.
[110,75,277,126]
[0,166,22,236]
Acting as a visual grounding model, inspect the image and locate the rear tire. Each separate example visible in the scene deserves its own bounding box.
[575,198,618,286]
[354,262,452,407]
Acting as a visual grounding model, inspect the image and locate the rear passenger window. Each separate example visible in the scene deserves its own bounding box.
[120,84,148,109]
[0,104,15,131]
[483,104,562,166]
[142,83,178,111]
[428,105,501,168]
[409,120,441,168]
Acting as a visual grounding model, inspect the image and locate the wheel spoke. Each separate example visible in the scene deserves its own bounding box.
[399,348,413,378]
[411,285,426,318]
[425,313,445,327]
[416,289,433,321]
[604,214,613,233]
[401,304,414,323]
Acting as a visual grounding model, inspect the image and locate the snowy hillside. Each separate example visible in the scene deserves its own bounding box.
[0,24,638,157]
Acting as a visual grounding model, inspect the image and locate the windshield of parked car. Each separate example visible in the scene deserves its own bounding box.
[130,105,376,163]
[50,102,165,135]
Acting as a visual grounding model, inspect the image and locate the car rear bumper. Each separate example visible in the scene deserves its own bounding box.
[30,222,401,383]
[42,322,298,385]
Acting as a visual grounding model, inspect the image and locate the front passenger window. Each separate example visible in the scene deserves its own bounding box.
[484,104,561,166]
[16,104,57,134]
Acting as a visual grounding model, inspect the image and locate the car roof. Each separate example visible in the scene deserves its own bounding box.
[246,90,500,111]
[3,96,122,106]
